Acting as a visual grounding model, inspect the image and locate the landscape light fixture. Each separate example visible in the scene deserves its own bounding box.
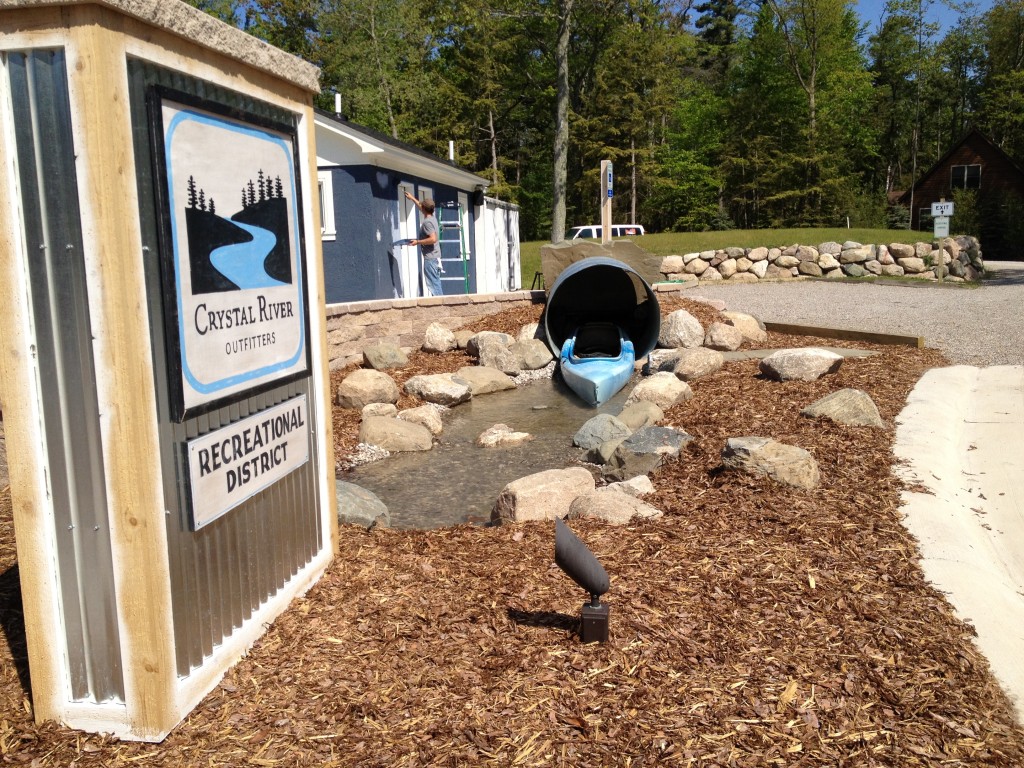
[554,518,610,643]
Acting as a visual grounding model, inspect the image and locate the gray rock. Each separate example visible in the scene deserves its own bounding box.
[404,373,473,406]
[479,340,522,375]
[747,246,769,262]
[616,400,664,430]
[759,348,843,382]
[880,264,905,276]
[467,331,513,357]
[358,415,433,452]
[673,347,724,381]
[336,368,400,409]
[510,338,554,370]
[888,242,915,259]
[398,404,444,435]
[573,413,633,451]
[659,309,704,348]
[728,272,760,283]
[362,342,408,371]
[774,254,800,269]
[800,388,884,427]
[454,330,476,350]
[722,311,767,344]
[624,372,694,410]
[699,267,724,281]
[616,425,692,460]
[818,253,840,270]
[567,490,663,525]
[704,322,744,352]
[491,467,595,524]
[661,255,685,273]
[842,241,863,250]
[477,423,534,447]
[864,260,883,275]
[648,348,683,372]
[840,246,872,264]
[841,263,868,277]
[718,258,738,278]
[604,475,655,497]
[721,436,820,489]
[517,322,541,342]
[589,437,629,465]
[798,261,824,277]
[422,322,457,353]
[749,260,769,279]
[455,365,516,395]
[362,402,398,419]
[764,264,794,280]
[336,480,390,529]
[898,257,928,274]
[818,241,842,256]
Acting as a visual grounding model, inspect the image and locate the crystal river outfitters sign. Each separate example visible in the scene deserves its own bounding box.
[150,88,310,420]
[186,395,310,528]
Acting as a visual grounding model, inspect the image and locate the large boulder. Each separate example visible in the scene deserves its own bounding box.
[467,331,514,357]
[616,401,664,430]
[673,348,724,382]
[614,426,692,462]
[604,475,656,497]
[455,365,516,395]
[478,340,522,375]
[362,342,408,371]
[567,490,663,525]
[623,372,694,410]
[422,322,457,353]
[659,309,704,349]
[336,481,390,529]
[573,413,634,451]
[404,373,473,406]
[721,436,820,489]
[759,348,843,382]
[491,467,595,524]
[517,322,541,342]
[361,402,398,419]
[721,311,767,345]
[510,338,554,370]
[703,322,744,352]
[336,368,400,409]
[358,416,433,452]
[800,388,884,427]
[397,404,444,436]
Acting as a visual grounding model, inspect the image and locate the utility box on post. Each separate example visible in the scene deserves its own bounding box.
[0,0,337,741]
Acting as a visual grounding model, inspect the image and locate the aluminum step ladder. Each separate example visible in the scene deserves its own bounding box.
[437,201,470,294]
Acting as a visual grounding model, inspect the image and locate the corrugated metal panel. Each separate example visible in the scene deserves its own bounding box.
[6,49,125,703]
[125,59,323,677]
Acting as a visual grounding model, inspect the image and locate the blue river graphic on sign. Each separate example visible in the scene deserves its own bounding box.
[183,170,292,292]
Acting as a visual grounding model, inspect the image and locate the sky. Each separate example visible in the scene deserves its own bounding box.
[852,0,995,36]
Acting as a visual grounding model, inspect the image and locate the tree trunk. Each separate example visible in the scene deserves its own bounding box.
[551,0,574,243]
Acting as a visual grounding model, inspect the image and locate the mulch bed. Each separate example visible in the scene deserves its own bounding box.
[2,298,1023,765]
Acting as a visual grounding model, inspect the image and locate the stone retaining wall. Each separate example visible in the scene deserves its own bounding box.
[326,291,546,369]
[659,237,984,284]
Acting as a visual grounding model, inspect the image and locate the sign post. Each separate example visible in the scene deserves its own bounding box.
[931,200,954,283]
[601,160,613,245]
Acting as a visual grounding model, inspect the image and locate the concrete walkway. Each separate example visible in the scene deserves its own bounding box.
[894,366,1024,724]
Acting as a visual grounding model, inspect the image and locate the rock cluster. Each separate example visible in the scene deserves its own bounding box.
[658,237,984,284]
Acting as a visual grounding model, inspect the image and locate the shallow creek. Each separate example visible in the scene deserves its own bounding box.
[341,373,636,529]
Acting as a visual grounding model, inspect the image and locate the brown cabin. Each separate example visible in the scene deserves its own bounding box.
[899,130,1024,245]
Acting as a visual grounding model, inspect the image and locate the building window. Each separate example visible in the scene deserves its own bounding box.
[950,164,981,190]
[317,171,336,241]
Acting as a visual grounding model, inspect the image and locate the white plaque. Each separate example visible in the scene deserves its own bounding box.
[931,201,954,217]
[933,216,950,238]
[186,395,309,529]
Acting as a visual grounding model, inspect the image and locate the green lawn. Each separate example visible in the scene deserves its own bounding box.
[519,228,935,288]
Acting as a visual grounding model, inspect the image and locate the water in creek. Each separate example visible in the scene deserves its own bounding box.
[341,373,636,529]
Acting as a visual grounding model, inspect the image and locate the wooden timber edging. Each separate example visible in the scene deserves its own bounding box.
[764,321,925,348]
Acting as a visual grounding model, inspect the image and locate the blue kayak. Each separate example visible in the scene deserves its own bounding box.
[559,323,636,407]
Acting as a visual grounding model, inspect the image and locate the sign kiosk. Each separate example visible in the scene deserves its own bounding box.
[0,1,337,741]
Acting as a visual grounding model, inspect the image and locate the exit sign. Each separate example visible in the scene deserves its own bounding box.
[931,201,954,217]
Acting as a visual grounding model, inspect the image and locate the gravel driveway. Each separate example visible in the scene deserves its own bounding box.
[685,260,1024,366]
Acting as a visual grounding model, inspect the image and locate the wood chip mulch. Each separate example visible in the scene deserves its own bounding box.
[2,298,1024,766]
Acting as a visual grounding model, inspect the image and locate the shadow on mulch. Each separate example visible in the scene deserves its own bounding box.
[0,564,30,696]
[507,607,579,634]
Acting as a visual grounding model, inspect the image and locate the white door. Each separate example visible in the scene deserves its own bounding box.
[397,182,418,297]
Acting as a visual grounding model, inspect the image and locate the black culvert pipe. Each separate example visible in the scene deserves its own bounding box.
[543,256,661,360]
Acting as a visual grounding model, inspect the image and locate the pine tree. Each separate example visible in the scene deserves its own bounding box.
[187,175,198,208]
[247,179,256,206]
[198,189,206,211]
[258,169,267,201]
[275,176,284,198]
